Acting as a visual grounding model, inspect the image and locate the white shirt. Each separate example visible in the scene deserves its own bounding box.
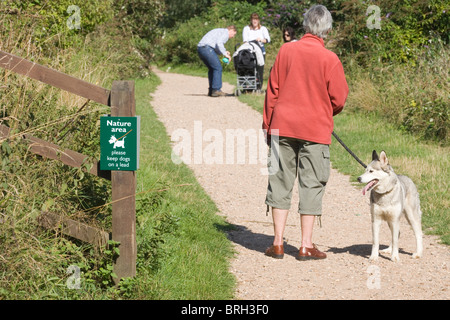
[198,28,229,55]
[242,25,270,49]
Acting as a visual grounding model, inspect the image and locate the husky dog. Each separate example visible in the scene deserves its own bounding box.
[358,150,423,262]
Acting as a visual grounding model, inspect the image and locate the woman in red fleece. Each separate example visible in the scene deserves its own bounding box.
[263,5,349,260]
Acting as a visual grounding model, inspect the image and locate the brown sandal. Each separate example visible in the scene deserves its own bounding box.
[265,245,284,259]
[296,244,327,260]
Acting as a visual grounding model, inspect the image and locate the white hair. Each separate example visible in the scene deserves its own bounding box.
[303,5,333,39]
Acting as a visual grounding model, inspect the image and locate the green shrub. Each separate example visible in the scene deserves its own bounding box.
[402,98,448,144]
[113,0,165,63]
[3,0,115,51]
[332,0,449,65]
[156,0,267,66]
[162,0,212,28]
[343,40,449,146]
[262,0,310,31]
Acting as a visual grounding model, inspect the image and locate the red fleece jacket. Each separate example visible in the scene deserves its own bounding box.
[263,34,349,145]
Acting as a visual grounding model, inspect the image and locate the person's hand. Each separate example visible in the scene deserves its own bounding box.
[225,51,231,60]
[263,129,271,147]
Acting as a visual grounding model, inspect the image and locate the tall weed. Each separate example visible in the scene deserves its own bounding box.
[0,8,146,298]
[344,41,449,145]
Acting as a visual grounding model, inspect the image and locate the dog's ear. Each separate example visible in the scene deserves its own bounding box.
[372,150,379,161]
[379,150,388,166]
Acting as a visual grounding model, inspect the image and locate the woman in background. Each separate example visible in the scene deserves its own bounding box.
[242,13,270,90]
[283,26,297,43]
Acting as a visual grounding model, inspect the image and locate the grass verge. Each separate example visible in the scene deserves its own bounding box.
[132,75,236,299]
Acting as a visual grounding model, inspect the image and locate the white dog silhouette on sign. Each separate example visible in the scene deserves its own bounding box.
[109,135,125,149]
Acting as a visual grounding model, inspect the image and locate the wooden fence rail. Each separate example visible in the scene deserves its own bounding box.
[0,50,136,283]
[0,50,110,105]
[0,124,111,180]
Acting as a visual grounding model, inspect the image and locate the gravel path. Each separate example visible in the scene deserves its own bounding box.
[150,69,449,300]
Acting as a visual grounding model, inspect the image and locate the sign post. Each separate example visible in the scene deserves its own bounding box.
[108,80,137,284]
[100,116,140,171]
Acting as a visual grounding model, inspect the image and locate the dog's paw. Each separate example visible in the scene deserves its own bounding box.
[369,255,378,261]
[390,255,400,262]
[412,252,422,259]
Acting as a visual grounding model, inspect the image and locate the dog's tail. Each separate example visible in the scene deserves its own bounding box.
[417,195,423,217]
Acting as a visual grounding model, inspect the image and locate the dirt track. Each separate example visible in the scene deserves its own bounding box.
[150,69,449,300]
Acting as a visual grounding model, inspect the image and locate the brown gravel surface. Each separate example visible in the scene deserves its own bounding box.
[150,69,449,300]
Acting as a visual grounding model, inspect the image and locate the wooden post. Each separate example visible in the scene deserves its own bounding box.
[110,81,137,283]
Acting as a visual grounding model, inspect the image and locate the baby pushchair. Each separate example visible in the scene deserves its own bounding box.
[232,41,265,95]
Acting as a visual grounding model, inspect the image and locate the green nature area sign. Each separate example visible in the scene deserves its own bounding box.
[100,116,140,171]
